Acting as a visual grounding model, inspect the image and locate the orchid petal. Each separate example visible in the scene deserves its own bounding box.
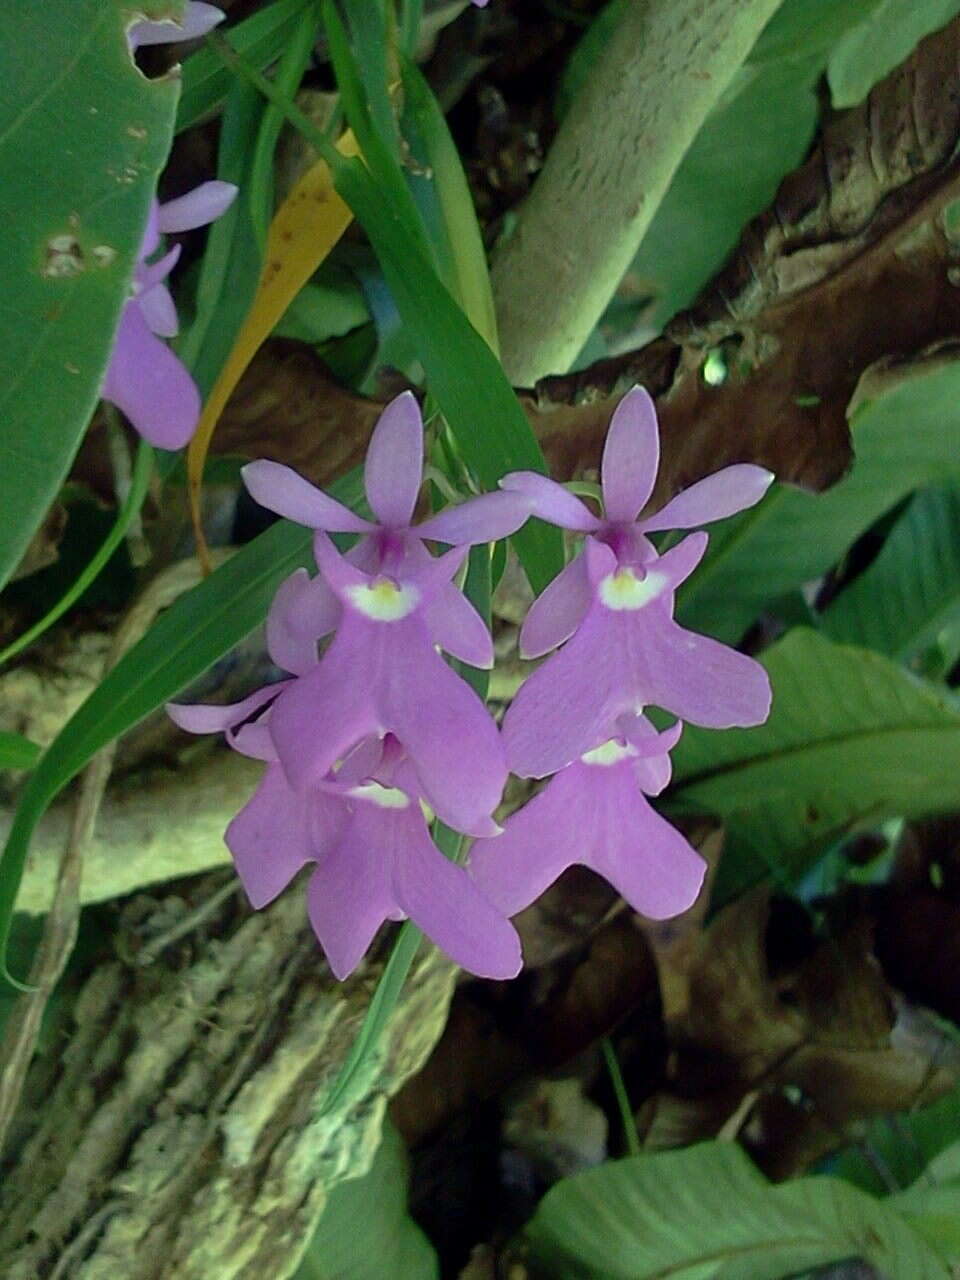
[499,472,599,532]
[632,751,672,796]
[381,632,506,835]
[653,530,710,591]
[392,815,522,979]
[641,464,774,532]
[140,201,160,260]
[314,532,466,613]
[167,682,287,737]
[616,712,683,759]
[269,629,378,790]
[138,282,178,337]
[158,181,238,233]
[242,461,373,533]
[518,553,591,658]
[266,569,337,674]
[417,489,531,545]
[363,392,423,527]
[225,763,340,908]
[137,244,180,293]
[101,303,199,448]
[425,582,494,668]
[601,386,660,522]
[335,735,387,787]
[306,826,396,980]
[128,2,224,48]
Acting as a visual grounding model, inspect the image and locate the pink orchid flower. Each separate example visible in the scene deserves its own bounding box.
[500,387,773,778]
[470,714,705,921]
[244,392,530,673]
[102,181,237,448]
[267,532,508,838]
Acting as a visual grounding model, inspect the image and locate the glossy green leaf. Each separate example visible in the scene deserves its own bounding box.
[272,273,370,344]
[0,0,179,591]
[0,470,361,985]
[835,1082,960,1197]
[672,628,960,896]
[0,733,41,772]
[889,1184,960,1259]
[295,1122,437,1279]
[822,484,960,673]
[828,0,960,107]
[526,1143,948,1279]
[678,358,960,644]
[176,0,312,132]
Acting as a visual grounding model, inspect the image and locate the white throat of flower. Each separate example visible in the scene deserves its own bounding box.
[349,781,411,809]
[580,738,637,767]
[598,565,669,612]
[347,577,420,621]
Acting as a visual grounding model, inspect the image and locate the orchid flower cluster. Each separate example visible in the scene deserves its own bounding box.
[170,387,773,980]
[102,3,235,450]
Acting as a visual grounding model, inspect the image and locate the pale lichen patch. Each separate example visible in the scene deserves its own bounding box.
[43,234,85,279]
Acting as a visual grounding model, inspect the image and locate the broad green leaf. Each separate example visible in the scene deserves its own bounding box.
[889,1184,960,1259]
[828,0,960,107]
[0,0,179,591]
[672,629,960,895]
[0,733,41,771]
[0,469,362,984]
[272,273,370,344]
[750,0,883,63]
[295,1122,437,1279]
[526,1143,948,1279]
[678,357,960,644]
[822,485,960,674]
[176,0,312,132]
[835,1082,960,1197]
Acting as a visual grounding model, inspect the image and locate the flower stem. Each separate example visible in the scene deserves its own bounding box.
[602,1036,641,1158]
[0,440,154,669]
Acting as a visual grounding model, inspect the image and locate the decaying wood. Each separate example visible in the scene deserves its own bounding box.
[0,878,455,1278]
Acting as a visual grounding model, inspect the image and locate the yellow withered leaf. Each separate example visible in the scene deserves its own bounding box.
[187,130,361,568]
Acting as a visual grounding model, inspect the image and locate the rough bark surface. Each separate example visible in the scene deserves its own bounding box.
[0,876,454,1278]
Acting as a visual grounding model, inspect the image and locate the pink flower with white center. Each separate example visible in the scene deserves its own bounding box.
[126,2,224,50]
[243,392,530,673]
[500,386,774,778]
[268,531,508,838]
[470,714,705,921]
[167,696,521,979]
[102,182,237,448]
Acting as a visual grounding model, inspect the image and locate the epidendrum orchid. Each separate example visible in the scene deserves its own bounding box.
[169,385,774,981]
[126,1,224,51]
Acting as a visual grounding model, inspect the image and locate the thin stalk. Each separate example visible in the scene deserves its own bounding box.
[602,1036,641,1157]
[0,440,154,669]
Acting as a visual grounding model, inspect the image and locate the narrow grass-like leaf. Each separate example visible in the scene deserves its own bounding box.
[176,0,311,132]
[0,0,178,591]
[671,628,960,897]
[526,1143,949,1278]
[822,484,960,674]
[0,734,41,772]
[678,357,960,643]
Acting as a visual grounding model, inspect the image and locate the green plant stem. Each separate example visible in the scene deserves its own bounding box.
[0,440,154,670]
[490,0,784,385]
[602,1036,641,1157]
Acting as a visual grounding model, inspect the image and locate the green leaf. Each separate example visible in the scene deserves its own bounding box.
[526,1143,948,1279]
[176,0,312,132]
[0,0,179,591]
[828,0,960,107]
[678,356,960,644]
[0,469,362,984]
[0,732,41,771]
[295,1122,437,1279]
[672,628,960,896]
[272,272,370,344]
[835,1082,960,1197]
[888,1184,960,1259]
[822,484,960,674]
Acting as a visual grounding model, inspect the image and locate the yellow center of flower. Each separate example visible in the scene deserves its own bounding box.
[346,577,419,621]
[598,566,668,612]
[580,738,636,767]
[349,781,411,809]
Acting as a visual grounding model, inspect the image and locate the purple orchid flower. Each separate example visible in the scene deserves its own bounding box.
[126,2,224,50]
[243,392,530,672]
[500,386,774,778]
[470,714,705,921]
[167,695,521,979]
[102,181,237,449]
[268,531,508,837]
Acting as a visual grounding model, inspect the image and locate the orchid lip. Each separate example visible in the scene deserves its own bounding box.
[598,566,669,611]
[580,738,637,767]
[349,782,411,809]
[345,577,420,621]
